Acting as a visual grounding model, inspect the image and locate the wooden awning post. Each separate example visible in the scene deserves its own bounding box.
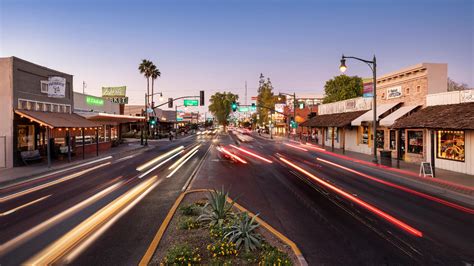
[82,128,85,160]
[331,126,335,152]
[96,127,99,156]
[67,129,71,163]
[47,127,51,168]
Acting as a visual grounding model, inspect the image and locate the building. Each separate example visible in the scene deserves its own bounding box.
[0,57,98,168]
[123,104,176,135]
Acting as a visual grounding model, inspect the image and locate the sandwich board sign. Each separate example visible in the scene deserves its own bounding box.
[419,162,434,177]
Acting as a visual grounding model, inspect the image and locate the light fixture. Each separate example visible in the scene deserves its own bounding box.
[159,93,163,102]
[339,57,347,73]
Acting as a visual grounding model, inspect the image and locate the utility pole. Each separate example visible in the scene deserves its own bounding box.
[83,81,86,94]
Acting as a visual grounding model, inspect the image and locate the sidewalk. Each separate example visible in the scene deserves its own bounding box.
[257,133,474,196]
[0,139,153,188]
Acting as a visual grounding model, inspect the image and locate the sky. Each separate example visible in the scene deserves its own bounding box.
[1,0,473,112]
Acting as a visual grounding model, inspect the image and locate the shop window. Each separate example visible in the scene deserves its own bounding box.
[40,80,49,93]
[17,125,35,151]
[326,127,339,142]
[361,126,369,144]
[389,130,396,150]
[407,130,423,154]
[437,130,465,161]
[376,130,384,149]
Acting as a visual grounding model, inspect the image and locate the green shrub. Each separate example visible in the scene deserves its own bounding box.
[197,187,235,228]
[224,212,262,252]
[178,216,200,230]
[163,244,201,265]
[179,204,198,216]
[259,245,292,266]
[207,240,238,259]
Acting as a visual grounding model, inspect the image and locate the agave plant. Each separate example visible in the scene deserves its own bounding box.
[197,187,235,228]
[224,212,262,252]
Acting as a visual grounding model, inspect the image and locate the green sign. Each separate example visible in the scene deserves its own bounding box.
[86,96,104,106]
[102,86,126,97]
[176,117,183,121]
[238,107,249,112]
[184,99,199,106]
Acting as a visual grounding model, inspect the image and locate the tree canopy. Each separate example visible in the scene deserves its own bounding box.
[208,92,239,130]
[323,75,363,104]
[257,78,277,126]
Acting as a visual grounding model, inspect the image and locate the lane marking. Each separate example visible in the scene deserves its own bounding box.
[316,158,474,214]
[229,144,272,163]
[0,162,111,203]
[0,195,51,216]
[0,181,122,256]
[279,157,423,237]
[166,150,199,178]
[138,151,183,179]
[136,146,184,172]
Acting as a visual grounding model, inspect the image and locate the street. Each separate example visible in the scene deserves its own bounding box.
[1,131,472,265]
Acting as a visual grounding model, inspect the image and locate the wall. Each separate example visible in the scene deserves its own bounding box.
[426,90,474,106]
[74,92,120,114]
[344,128,372,155]
[0,58,14,168]
[318,97,372,115]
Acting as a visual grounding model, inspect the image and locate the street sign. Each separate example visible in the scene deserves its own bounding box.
[177,117,183,121]
[239,107,249,112]
[184,99,199,106]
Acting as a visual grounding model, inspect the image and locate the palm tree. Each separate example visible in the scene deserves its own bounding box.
[138,59,153,106]
[150,65,161,107]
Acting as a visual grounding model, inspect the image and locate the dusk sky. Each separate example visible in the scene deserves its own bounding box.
[1,0,472,110]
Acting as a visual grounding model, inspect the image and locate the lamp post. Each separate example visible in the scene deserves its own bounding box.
[144,92,164,146]
[340,54,378,163]
[278,92,297,138]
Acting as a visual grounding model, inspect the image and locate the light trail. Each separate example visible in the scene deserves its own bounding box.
[0,162,111,203]
[0,195,51,216]
[137,151,183,179]
[316,158,474,214]
[24,176,159,265]
[219,146,248,164]
[303,142,326,151]
[279,157,423,237]
[284,143,309,152]
[229,144,272,163]
[115,154,137,162]
[0,180,122,256]
[168,145,201,170]
[136,146,184,171]
[166,150,199,178]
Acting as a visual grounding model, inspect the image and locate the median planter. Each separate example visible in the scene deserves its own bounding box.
[145,189,304,265]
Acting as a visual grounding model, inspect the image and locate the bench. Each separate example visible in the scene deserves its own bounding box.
[21,150,42,165]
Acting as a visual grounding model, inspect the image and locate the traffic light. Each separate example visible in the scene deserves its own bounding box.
[231,101,237,112]
[199,90,205,106]
[168,98,173,108]
[149,117,157,126]
[251,103,256,111]
[290,117,297,128]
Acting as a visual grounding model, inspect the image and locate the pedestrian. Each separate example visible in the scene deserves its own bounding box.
[169,130,173,141]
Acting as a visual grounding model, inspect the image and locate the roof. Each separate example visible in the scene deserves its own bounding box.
[77,112,145,124]
[351,102,401,126]
[15,110,100,128]
[392,102,474,130]
[301,110,367,127]
[379,105,420,127]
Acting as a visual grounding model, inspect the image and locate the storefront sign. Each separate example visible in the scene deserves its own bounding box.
[109,97,129,104]
[345,99,356,110]
[461,90,474,103]
[48,76,66,98]
[102,86,126,97]
[183,99,199,106]
[387,86,402,99]
[363,81,373,98]
[86,96,104,106]
[274,103,285,113]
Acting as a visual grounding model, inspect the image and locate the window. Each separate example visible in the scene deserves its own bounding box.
[18,100,28,110]
[65,106,71,113]
[437,131,465,161]
[326,127,339,142]
[35,102,43,111]
[381,92,385,99]
[406,88,410,95]
[361,126,369,144]
[40,80,49,93]
[376,130,384,149]
[45,104,52,112]
[17,125,35,151]
[407,130,423,154]
[416,85,421,93]
[389,130,396,150]
[26,101,32,110]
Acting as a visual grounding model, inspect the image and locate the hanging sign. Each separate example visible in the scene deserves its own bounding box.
[48,76,66,98]
[363,82,373,98]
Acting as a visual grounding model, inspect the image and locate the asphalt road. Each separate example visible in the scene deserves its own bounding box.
[0,133,214,265]
[191,132,474,265]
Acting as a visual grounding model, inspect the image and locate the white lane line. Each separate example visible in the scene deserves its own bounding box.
[115,154,136,163]
[0,182,122,256]
[1,156,113,190]
[136,146,184,172]
[167,150,199,178]
[168,145,201,170]
[0,162,111,203]
[0,195,51,216]
[138,151,183,179]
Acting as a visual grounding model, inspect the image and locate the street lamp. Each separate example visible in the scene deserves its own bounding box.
[339,54,378,163]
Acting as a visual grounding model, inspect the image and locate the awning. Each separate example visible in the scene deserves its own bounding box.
[77,112,145,125]
[379,105,420,127]
[15,109,100,128]
[392,102,474,130]
[351,102,401,126]
[302,110,368,127]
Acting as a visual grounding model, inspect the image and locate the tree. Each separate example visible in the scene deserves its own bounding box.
[208,92,239,131]
[138,59,154,106]
[322,75,363,103]
[447,77,469,91]
[257,78,276,126]
[150,66,161,107]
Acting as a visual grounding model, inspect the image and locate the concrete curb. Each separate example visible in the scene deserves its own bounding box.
[139,189,308,266]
